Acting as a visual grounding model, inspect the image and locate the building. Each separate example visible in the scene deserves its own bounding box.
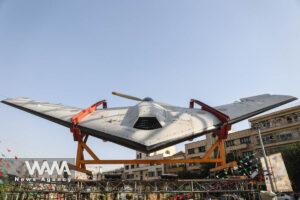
[75,165,103,180]
[123,146,176,180]
[101,167,124,179]
[185,105,300,171]
[249,105,300,155]
[164,151,186,174]
[185,138,208,171]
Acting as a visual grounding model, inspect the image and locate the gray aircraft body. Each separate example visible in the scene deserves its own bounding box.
[1,92,297,153]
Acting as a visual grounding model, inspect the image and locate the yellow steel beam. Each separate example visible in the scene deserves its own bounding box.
[203,139,221,160]
[74,135,233,173]
[81,142,99,160]
[68,163,92,176]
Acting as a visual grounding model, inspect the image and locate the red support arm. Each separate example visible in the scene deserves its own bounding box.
[70,100,107,141]
[71,100,107,125]
[190,99,231,139]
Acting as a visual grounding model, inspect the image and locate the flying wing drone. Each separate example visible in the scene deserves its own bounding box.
[1,92,297,153]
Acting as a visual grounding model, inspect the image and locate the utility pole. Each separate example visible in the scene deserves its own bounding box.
[257,128,276,193]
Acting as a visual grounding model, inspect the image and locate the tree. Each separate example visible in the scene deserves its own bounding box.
[280,142,300,192]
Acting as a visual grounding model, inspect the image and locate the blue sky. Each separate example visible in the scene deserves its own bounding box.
[0,1,300,170]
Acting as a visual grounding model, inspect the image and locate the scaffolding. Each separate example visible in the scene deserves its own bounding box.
[1,178,260,200]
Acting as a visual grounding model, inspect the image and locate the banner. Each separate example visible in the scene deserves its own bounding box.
[260,153,293,192]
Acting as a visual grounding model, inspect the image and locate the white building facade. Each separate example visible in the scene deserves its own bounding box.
[124,146,176,180]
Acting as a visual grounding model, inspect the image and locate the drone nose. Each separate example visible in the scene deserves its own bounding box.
[142,97,153,102]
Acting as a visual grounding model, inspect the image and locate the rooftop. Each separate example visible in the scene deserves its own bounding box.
[249,105,300,122]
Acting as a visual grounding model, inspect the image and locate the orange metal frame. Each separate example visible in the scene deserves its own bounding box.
[69,100,237,175]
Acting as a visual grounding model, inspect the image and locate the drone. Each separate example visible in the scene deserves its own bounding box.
[2,92,297,173]
[2,92,296,153]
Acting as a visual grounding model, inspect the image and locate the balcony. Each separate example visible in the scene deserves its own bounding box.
[226,143,248,151]
[252,116,300,133]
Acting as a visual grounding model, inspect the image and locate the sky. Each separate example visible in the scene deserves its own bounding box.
[0,0,300,171]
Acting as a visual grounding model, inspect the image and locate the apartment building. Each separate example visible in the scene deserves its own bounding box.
[185,105,300,171]
[249,105,300,155]
[164,151,186,174]
[123,146,176,180]
[185,138,208,171]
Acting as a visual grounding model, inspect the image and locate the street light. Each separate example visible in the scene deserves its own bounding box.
[257,128,276,193]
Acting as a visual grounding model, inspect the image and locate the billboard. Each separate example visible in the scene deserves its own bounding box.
[0,158,75,183]
[260,153,293,192]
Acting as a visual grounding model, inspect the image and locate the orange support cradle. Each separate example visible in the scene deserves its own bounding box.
[69,99,237,175]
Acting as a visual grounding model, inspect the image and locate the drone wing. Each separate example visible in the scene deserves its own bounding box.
[2,97,82,128]
[1,97,143,149]
[1,94,297,153]
[214,94,297,124]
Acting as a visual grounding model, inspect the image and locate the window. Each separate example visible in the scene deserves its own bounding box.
[262,134,275,144]
[165,150,170,155]
[136,153,142,159]
[125,165,129,170]
[157,171,162,176]
[274,117,283,127]
[255,120,271,129]
[126,174,134,179]
[261,120,271,129]
[188,148,195,155]
[251,123,259,129]
[225,140,234,147]
[296,112,300,121]
[292,114,298,122]
[198,146,206,153]
[168,163,176,168]
[286,116,293,124]
[278,133,292,141]
[256,136,260,145]
[131,164,135,169]
[240,137,251,144]
[148,171,155,177]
